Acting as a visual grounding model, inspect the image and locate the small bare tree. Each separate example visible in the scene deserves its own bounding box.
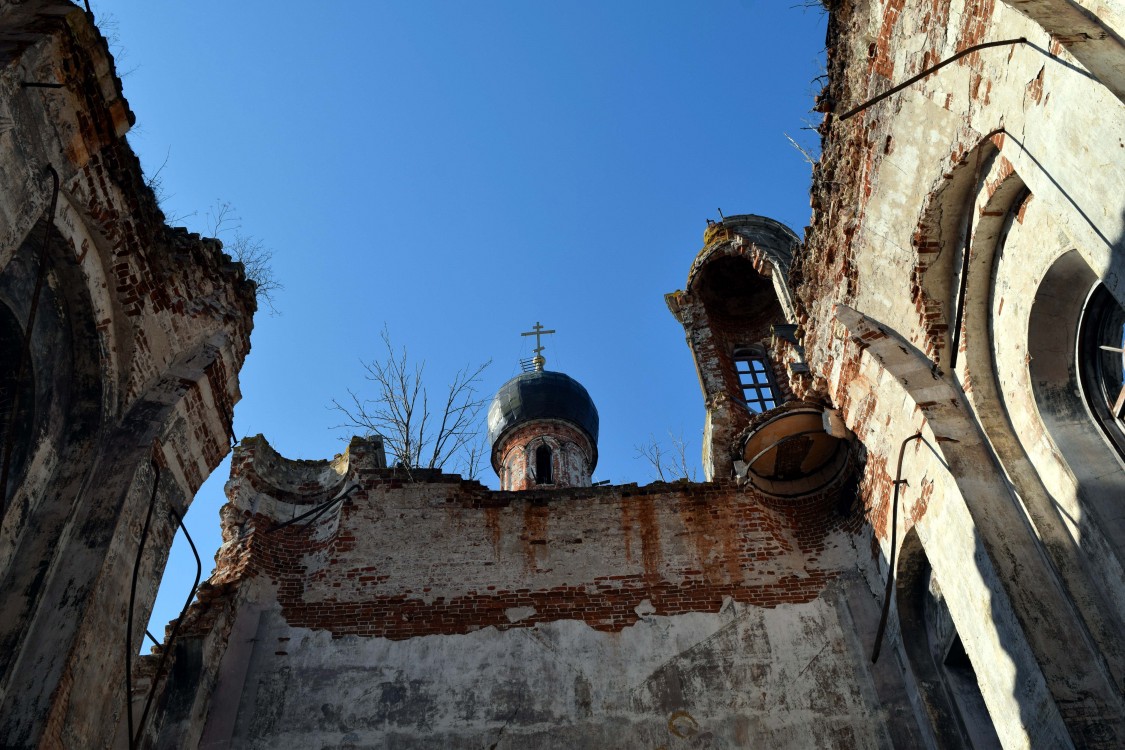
[207,200,283,315]
[333,328,491,479]
[635,431,698,483]
[458,437,487,482]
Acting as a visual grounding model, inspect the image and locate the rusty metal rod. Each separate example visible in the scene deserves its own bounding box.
[132,504,201,748]
[871,432,924,663]
[839,38,1027,121]
[0,165,59,517]
[268,483,359,533]
[743,428,829,478]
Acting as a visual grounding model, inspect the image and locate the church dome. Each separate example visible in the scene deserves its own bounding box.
[487,369,599,472]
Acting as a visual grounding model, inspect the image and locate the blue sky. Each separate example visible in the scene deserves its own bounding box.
[100,1,829,639]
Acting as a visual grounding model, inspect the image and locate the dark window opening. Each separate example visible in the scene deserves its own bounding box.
[944,633,973,671]
[935,627,997,749]
[1079,283,1125,458]
[535,445,553,484]
[733,347,778,413]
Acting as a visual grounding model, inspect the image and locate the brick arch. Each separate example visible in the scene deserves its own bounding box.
[685,214,799,323]
[945,145,1125,695]
[910,132,1005,366]
[0,216,106,534]
[669,216,800,480]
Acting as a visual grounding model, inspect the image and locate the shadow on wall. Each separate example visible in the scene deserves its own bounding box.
[896,528,1002,749]
[0,217,106,744]
[871,129,1125,745]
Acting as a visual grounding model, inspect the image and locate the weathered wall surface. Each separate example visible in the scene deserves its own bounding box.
[0,3,256,747]
[32,0,1125,746]
[137,436,924,748]
[205,588,896,749]
[220,437,864,639]
[791,0,1125,746]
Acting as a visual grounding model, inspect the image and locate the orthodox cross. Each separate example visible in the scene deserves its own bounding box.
[521,322,555,371]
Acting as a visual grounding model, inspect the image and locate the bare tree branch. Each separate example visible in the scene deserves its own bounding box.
[670,431,697,482]
[206,200,283,315]
[138,148,193,225]
[635,435,667,482]
[784,132,819,167]
[456,437,486,482]
[634,431,698,483]
[143,147,172,206]
[332,327,491,478]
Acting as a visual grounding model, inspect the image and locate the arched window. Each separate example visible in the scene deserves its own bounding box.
[733,347,777,413]
[1079,283,1125,458]
[534,444,553,484]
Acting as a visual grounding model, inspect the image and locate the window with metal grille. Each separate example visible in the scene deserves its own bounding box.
[733,348,777,413]
[1080,283,1125,458]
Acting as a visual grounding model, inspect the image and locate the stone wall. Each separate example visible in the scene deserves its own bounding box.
[135,2,1125,743]
[0,3,256,747]
[791,0,1125,746]
[136,435,926,748]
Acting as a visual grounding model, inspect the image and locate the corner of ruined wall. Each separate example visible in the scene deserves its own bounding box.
[129,571,249,750]
[226,434,357,519]
[0,6,261,747]
[0,1,258,497]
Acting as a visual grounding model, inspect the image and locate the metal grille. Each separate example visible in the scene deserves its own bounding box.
[734,349,777,414]
[1081,284,1125,460]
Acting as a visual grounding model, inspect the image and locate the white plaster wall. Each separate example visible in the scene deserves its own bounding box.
[835,0,1125,355]
[210,586,896,750]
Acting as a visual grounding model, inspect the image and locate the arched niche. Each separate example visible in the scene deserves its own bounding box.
[0,217,105,696]
[897,529,1002,750]
[1028,250,1125,577]
[1080,283,1125,458]
[690,254,787,409]
[910,123,1125,695]
[533,442,553,485]
[949,144,1125,687]
[670,216,800,479]
[910,134,1002,366]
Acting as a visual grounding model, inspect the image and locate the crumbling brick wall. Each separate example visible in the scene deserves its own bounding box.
[0,3,256,747]
[134,435,925,748]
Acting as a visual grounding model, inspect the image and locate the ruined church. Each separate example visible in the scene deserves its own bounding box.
[3,0,1125,747]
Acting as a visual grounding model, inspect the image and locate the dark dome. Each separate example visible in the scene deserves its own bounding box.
[487,370,599,469]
